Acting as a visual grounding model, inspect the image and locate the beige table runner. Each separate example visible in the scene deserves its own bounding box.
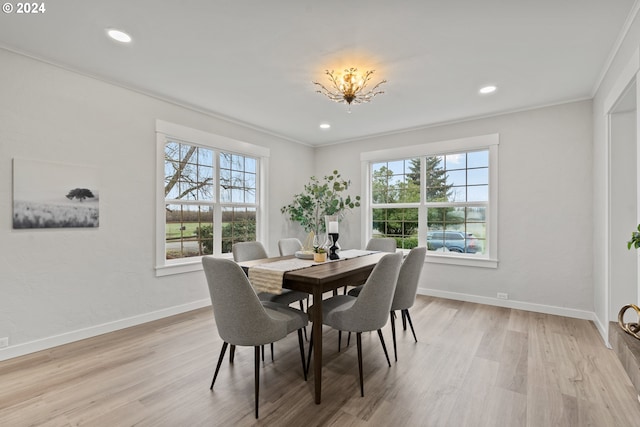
[248,258,315,294]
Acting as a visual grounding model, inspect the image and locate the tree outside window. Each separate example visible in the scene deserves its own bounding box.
[164,140,258,260]
[370,150,488,255]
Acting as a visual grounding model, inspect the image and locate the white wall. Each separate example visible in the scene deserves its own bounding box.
[593,7,640,342]
[316,101,594,318]
[0,49,314,360]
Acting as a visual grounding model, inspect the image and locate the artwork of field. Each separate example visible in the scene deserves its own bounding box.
[13,158,100,229]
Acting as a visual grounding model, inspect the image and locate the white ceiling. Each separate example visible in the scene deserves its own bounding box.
[0,1,636,146]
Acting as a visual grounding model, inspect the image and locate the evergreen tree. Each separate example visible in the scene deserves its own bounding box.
[424,156,451,202]
[371,156,454,246]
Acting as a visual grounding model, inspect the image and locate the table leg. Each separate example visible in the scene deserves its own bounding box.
[312,287,323,404]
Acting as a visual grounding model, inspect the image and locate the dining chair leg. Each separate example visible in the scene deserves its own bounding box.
[338,330,342,352]
[211,342,228,390]
[230,344,236,363]
[377,329,392,367]
[401,309,407,330]
[297,329,307,381]
[259,344,274,362]
[347,331,351,347]
[356,332,364,397]
[299,300,308,341]
[390,311,398,362]
[305,326,313,378]
[254,346,260,419]
[404,309,418,342]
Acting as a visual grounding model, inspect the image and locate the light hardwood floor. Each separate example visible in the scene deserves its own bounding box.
[2,296,640,426]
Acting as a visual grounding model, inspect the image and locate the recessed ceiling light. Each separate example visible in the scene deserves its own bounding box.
[319,123,331,130]
[107,29,132,43]
[479,85,497,95]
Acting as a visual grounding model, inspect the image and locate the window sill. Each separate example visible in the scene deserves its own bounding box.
[155,254,235,277]
[155,260,203,277]
[425,253,498,268]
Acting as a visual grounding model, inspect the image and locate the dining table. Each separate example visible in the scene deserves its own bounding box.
[238,250,387,404]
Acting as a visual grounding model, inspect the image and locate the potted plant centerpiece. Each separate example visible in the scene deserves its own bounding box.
[281,170,360,252]
[313,247,327,262]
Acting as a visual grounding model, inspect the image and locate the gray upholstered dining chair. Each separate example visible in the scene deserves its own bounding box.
[232,241,309,343]
[232,241,269,263]
[233,241,308,309]
[278,237,303,256]
[278,237,311,309]
[365,237,398,253]
[306,252,402,397]
[343,237,397,295]
[202,256,308,419]
[388,246,426,361]
[346,247,426,361]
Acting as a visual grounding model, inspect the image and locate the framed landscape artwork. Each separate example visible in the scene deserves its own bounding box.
[12,158,100,229]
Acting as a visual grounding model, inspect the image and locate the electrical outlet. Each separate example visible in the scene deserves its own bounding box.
[497,292,508,300]
[0,337,8,348]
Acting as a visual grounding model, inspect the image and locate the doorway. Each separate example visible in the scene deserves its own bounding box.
[609,81,638,321]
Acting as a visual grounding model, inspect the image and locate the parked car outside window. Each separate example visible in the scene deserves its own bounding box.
[427,230,478,253]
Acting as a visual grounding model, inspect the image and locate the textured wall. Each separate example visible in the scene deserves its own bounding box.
[0,49,314,358]
[316,100,594,316]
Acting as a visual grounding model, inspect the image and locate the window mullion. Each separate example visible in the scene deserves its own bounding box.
[213,149,221,256]
[419,153,427,251]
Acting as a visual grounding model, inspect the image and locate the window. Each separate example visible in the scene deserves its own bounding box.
[156,120,269,276]
[371,158,420,249]
[362,134,498,268]
[426,150,488,256]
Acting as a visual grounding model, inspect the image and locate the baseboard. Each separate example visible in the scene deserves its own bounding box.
[0,299,211,362]
[417,287,597,322]
[2,290,602,363]
[593,315,612,348]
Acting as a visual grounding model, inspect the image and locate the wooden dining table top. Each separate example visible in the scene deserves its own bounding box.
[238,251,387,294]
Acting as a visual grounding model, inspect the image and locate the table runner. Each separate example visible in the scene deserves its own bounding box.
[247,249,378,294]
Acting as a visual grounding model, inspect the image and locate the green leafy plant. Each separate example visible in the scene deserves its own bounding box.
[281,170,360,235]
[628,224,640,249]
[314,247,326,254]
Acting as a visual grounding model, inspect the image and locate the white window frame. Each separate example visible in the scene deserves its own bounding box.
[361,133,498,268]
[155,120,270,276]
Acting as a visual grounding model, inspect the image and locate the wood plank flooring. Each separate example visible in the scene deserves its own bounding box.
[2,295,640,426]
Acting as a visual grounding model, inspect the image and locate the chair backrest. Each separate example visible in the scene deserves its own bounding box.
[278,238,303,256]
[232,241,268,262]
[202,256,286,346]
[391,247,426,311]
[328,252,403,332]
[365,237,397,253]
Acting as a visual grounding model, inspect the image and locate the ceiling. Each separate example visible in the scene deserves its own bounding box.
[0,1,636,146]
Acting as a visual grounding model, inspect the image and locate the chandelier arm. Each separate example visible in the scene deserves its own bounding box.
[324,70,343,92]
[357,71,376,92]
[315,86,342,101]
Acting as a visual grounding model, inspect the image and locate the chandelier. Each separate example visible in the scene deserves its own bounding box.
[313,68,386,111]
